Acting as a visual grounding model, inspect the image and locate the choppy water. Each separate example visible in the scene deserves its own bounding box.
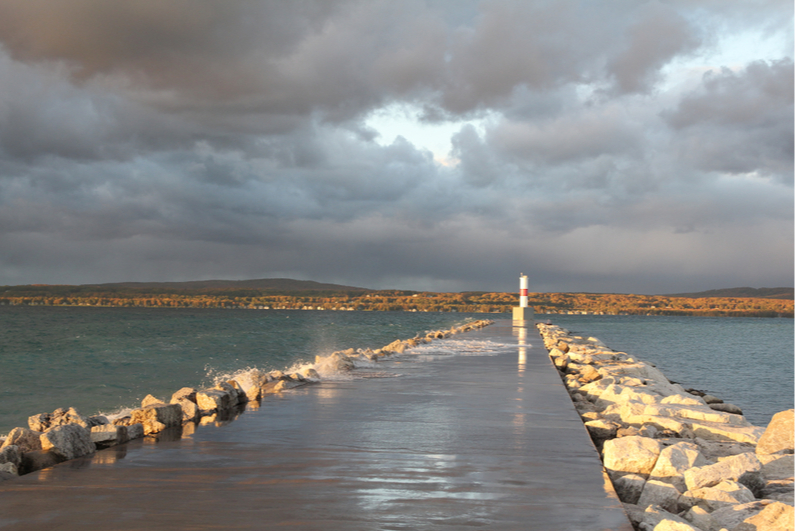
[0,306,493,436]
[1,307,792,436]
[543,314,794,427]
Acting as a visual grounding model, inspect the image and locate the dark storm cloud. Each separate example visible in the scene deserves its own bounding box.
[0,0,791,292]
[664,59,794,179]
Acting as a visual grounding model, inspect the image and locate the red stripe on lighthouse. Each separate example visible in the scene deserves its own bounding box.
[520,289,528,296]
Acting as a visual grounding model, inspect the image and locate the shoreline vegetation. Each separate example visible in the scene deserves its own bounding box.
[1,282,792,317]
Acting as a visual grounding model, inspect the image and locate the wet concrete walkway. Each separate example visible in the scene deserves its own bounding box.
[0,319,632,530]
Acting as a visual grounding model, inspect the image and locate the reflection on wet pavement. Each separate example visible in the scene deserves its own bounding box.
[0,320,632,530]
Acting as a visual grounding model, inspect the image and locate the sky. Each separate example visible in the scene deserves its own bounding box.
[0,0,792,294]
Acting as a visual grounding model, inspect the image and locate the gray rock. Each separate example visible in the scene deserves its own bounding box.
[19,449,65,474]
[636,479,682,513]
[694,437,755,461]
[702,394,723,404]
[684,451,764,495]
[758,453,794,480]
[222,380,247,403]
[680,480,756,512]
[90,424,129,449]
[0,445,22,468]
[613,473,646,504]
[683,505,714,531]
[126,423,144,441]
[759,478,794,504]
[756,409,794,456]
[176,398,199,422]
[39,424,95,460]
[708,402,743,415]
[1,427,43,453]
[585,419,619,441]
[0,462,18,476]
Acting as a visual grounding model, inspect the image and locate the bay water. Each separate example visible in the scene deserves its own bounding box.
[1,307,792,436]
[544,313,794,427]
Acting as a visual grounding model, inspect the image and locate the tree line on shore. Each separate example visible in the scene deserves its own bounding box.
[1,285,792,317]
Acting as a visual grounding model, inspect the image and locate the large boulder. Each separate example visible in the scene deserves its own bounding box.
[1,427,43,453]
[19,450,65,475]
[170,387,198,404]
[758,453,794,480]
[680,480,756,512]
[0,445,22,469]
[141,394,165,407]
[196,388,234,412]
[612,473,646,504]
[682,505,715,531]
[641,505,697,531]
[29,407,90,432]
[314,352,355,375]
[756,409,794,456]
[684,452,763,495]
[603,436,662,477]
[733,501,793,531]
[90,424,129,449]
[130,403,182,435]
[232,371,263,402]
[710,500,787,531]
[636,479,682,513]
[39,424,96,460]
[648,441,709,492]
[686,420,764,445]
[176,399,199,422]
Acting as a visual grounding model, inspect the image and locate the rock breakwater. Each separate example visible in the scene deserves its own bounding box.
[537,322,793,531]
[0,319,492,480]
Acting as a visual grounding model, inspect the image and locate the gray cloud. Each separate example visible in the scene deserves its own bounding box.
[664,59,794,179]
[0,1,791,293]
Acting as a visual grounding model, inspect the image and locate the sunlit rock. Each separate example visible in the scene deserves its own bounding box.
[141,394,165,407]
[680,479,755,512]
[649,441,709,492]
[130,403,182,435]
[1,427,43,453]
[732,501,793,531]
[170,387,198,404]
[756,409,794,456]
[710,500,789,531]
[684,452,763,495]
[603,436,662,477]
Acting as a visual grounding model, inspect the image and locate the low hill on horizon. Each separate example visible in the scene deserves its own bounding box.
[90,278,371,292]
[664,287,794,300]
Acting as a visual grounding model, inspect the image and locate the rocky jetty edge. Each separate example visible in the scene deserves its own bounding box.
[0,319,493,481]
[537,322,793,531]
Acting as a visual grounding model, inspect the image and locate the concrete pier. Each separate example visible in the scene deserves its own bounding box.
[0,319,632,530]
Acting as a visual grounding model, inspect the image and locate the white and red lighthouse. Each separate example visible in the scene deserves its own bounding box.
[512,273,534,322]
